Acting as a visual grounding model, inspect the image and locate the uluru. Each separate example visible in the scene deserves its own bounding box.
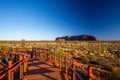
[55,34,98,41]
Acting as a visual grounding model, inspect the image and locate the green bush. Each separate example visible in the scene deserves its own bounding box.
[89,55,98,64]
[96,57,113,71]
[106,70,120,80]
[81,56,90,64]
[102,63,113,71]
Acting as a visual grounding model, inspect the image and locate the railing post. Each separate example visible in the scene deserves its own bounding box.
[88,66,93,80]
[42,50,44,60]
[19,55,23,79]
[8,60,13,80]
[42,53,43,60]
[14,54,17,62]
[45,50,47,60]
[65,53,68,80]
[59,53,62,71]
[56,54,58,66]
[40,50,42,61]
[10,54,12,59]
[40,52,41,60]
[45,52,46,60]
[23,54,27,75]
[12,48,14,53]
[51,52,53,62]
[73,59,76,80]
[54,53,56,65]
[42,51,44,60]
[35,50,37,58]
[50,53,52,62]
[49,52,52,62]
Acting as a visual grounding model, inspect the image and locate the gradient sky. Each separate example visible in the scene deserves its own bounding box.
[0,0,120,40]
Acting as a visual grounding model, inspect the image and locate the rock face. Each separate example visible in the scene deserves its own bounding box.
[55,34,98,41]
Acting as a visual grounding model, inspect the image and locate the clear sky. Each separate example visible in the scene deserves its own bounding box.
[0,0,120,40]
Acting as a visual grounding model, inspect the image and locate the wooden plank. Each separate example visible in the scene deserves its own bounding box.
[23,58,64,80]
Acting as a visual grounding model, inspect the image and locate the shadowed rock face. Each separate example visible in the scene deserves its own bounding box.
[55,34,98,41]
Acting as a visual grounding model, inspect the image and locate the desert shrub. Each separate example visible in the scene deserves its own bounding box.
[56,49,65,56]
[107,56,120,66]
[97,57,113,71]
[106,70,120,80]
[102,63,113,71]
[81,56,90,64]
[89,55,98,65]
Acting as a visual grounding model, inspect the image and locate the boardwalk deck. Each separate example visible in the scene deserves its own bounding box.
[23,58,64,80]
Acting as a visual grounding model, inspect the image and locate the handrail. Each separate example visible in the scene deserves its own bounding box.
[0,66,8,73]
[0,62,7,66]
[37,49,87,80]
[11,60,24,72]
[0,48,109,80]
[37,49,109,80]
[0,53,28,80]
[68,62,83,80]
[0,71,7,79]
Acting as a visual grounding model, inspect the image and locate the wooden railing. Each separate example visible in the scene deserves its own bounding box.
[0,53,28,80]
[35,49,109,80]
[0,48,109,80]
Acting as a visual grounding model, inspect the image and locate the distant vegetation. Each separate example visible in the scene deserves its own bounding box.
[0,40,120,73]
[106,70,120,80]
[0,40,120,80]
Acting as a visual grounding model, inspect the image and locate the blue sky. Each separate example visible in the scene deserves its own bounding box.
[0,0,120,40]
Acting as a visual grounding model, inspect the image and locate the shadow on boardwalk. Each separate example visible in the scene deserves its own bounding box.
[24,58,64,80]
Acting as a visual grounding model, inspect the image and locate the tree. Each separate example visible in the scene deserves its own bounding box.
[21,39,26,48]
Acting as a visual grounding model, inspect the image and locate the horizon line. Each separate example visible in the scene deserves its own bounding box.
[0,39,120,42]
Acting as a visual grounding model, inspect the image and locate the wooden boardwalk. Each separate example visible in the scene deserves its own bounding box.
[23,58,64,80]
